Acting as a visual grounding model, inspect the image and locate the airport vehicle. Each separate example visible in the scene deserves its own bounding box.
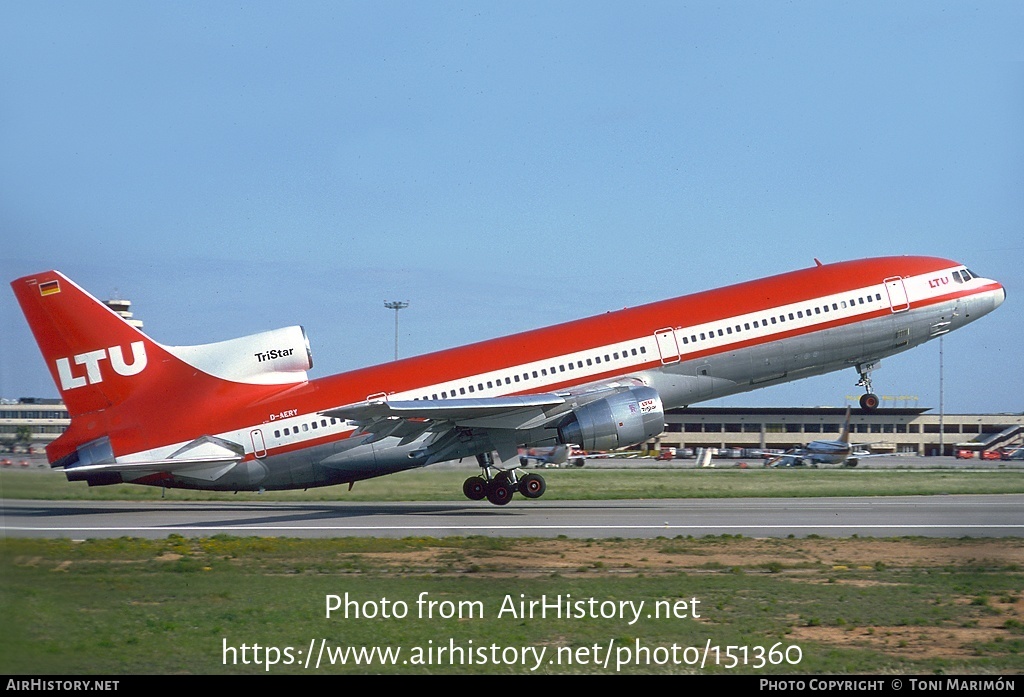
[11,256,1004,504]
[764,406,878,468]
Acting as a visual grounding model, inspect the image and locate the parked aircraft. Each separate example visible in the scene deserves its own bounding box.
[764,407,876,467]
[11,256,1004,504]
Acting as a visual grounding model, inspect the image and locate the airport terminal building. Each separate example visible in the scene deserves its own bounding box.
[3,398,1021,459]
[657,406,1024,457]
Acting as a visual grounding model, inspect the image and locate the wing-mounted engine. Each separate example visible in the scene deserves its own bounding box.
[162,326,313,385]
[556,386,665,451]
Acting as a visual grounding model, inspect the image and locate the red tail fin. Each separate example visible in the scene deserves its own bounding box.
[11,271,169,418]
[13,271,310,466]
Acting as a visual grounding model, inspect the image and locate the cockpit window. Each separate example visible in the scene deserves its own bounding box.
[952,270,963,283]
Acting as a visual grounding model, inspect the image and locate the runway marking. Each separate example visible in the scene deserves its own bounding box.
[9,524,1024,533]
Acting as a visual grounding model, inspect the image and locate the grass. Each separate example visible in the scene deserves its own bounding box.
[3,466,1024,501]
[2,535,1022,675]
[4,466,1022,675]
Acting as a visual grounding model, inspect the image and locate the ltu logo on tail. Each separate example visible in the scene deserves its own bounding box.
[55,341,148,390]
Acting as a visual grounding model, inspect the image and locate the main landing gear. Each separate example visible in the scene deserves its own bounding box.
[855,361,880,412]
[463,452,547,506]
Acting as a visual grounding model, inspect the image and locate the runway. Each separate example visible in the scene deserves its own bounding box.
[4,494,1022,539]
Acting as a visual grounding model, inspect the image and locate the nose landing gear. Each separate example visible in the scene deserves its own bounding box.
[462,452,547,505]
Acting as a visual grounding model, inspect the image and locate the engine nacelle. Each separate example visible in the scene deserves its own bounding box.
[163,326,313,385]
[556,386,665,451]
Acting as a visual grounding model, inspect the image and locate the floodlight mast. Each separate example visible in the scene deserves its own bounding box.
[384,300,409,361]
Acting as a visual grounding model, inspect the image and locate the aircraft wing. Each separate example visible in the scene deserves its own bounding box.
[321,381,647,466]
[323,393,567,429]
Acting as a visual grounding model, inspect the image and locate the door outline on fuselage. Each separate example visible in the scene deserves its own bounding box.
[655,328,680,364]
[884,276,910,313]
[250,429,267,458]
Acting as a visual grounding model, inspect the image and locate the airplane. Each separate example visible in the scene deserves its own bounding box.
[763,407,879,468]
[11,256,1005,505]
[518,444,586,468]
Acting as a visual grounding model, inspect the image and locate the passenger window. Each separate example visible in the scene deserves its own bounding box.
[302,424,309,432]
[613,352,620,359]
[274,430,281,438]
[321,420,327,427]
[460,387,466,395]
[726,327,732,334]
[468,385,475,393]
[284,427,290,435]
[312,422,318,429]
[744,323,750,330]
[797,311,803,318]
[514,375,520,381]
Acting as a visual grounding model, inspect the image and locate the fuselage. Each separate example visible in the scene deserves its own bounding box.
[30,255,1005,492]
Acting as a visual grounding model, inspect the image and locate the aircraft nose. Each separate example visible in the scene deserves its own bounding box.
[994,283,1006,309]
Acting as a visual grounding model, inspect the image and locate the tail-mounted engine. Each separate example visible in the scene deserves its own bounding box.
[556,386,665,451]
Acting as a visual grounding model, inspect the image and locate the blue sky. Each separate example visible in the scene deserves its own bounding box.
[2,1,1021,413]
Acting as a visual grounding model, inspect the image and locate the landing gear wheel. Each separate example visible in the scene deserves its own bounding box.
[485,481,514,506]
[860,393,880,411]
[463,476,487,501]
[518,473,546,499]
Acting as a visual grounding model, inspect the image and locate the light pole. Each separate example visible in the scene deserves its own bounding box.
[938,336,944,456]
[384,300,409,361]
